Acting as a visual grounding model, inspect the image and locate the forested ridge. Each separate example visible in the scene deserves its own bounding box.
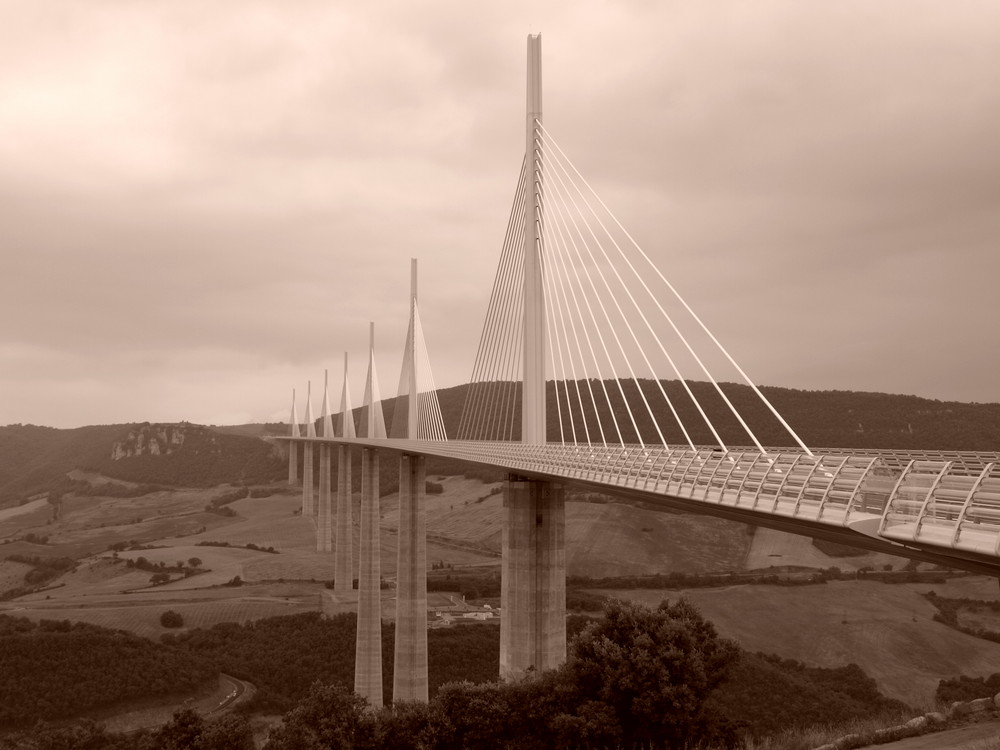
[423,380,1000,451]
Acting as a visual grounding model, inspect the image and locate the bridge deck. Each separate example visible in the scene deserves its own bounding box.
[280,437,1000,574]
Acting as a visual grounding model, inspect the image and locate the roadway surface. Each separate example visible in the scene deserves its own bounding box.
[865,719,1000,749]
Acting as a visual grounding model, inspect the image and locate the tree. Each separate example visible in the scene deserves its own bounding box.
[0,719,126,750]
[266,683,374,750]
[188,557,202,568]
[199,714,255,750]
[370,701,435,750]
[561,597,739,749]
[149,710,203,750]
[160,610,184,628]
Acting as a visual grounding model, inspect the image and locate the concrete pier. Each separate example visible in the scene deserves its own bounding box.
[335,445,353,592]
[317,444,332,552]
[355,447,383,707]
[288,442,298,485]
[288,388,299,485]
[302,383,316,517]
[500,475,566,679]
[317,370,334,551]
[301,443,314,517]
[393,453,428,703]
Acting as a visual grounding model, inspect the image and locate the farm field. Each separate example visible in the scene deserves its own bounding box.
[1,484,244,559]
[0,501,52,541]
[2,591,320,639]
[170,493,312,553]
[0,497,50,524]
[595,577,1000,708]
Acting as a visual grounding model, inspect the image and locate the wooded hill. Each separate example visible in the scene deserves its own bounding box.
[0,422,285,508]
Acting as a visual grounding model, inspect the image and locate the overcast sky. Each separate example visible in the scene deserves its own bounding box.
[2,0,999,429]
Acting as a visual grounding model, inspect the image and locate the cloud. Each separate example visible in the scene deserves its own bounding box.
[1,0,998,429]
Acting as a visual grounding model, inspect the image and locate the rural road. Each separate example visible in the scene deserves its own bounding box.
[205,673,253,715]
[861,719,1000,749]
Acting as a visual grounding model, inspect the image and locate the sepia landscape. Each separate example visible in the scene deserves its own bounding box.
[4,2,1000,749]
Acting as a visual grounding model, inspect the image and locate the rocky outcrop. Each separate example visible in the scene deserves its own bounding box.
[812,695,998,750]
[110,423,195,461]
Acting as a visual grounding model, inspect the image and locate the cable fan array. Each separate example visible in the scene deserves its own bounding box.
[390,299,448,441]
[456,158,528,442]
[458,124,811,455]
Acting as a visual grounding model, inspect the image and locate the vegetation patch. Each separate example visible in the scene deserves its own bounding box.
[924,591,1000,645]
[0,554,76,600]
[0,615,215,728]
[197,540,278,553]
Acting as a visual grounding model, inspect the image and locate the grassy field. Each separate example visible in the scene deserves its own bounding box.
[0,497,50,524]
[595,577,1000,708]
[743,527,909,572]
[566,501,750,577]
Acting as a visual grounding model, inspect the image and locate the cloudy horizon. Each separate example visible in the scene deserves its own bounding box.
[3,1,999,429]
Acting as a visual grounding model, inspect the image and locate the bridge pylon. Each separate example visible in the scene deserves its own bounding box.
[355,323,384,708]
[522,32,545,445]
[500,33,568,680]
[287,388,299,485]
[334,352,355,595]
[302,381,315,517]
[394,259,429,703]
[317,370,333,552]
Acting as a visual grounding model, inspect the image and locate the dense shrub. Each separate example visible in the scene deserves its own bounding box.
[160,610,184,628]
[937,672,1000,703]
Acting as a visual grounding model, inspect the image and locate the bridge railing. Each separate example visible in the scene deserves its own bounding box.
[880,460,1000,555]
[437,441,892,528]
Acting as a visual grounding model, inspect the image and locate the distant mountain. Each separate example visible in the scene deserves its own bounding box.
[0,422,285,508]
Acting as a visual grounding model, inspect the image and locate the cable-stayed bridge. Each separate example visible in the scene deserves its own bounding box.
[279,35,1000,708]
